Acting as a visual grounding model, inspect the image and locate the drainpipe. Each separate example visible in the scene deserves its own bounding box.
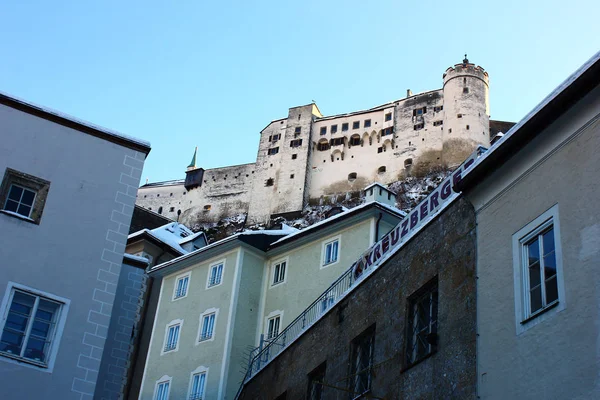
[374,212,383,242]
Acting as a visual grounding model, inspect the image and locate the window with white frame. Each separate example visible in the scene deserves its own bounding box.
[0,284,69,369]
[163,322,181,352]
[0,168,51,224]
[173,273,190,300]
[272,260,286,285]
[154,376,171,400]
[189,371,207,400]
[199,313,216,342]
[207,262,224,288]
[322,238,340,266]
[267,315,280,340]
[514,206,564,329]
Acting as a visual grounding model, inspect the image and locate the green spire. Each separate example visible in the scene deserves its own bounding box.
[188,146,197,169]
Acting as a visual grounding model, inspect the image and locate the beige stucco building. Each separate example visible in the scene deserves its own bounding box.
[138,195,404,399]
[136,57,508,226]
[457,50,600,399]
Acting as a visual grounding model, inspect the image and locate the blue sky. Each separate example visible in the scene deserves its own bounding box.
[1,0,598,183]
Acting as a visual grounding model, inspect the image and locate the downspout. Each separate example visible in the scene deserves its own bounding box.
[375,212,383,242]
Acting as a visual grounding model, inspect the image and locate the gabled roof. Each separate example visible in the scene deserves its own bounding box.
[0,91,151,154]
[457,50,600,191]
[128,222,207,256]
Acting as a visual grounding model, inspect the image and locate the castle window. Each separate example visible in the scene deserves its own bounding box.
[271,134,281,142]
[378,166,386,174]
[433,120,443,126]
[265,178,274,187]
[292,154,297,160]
[433,105,443,112]
[331,124,338,133]
[463,78,467,83]
[414,123,424,130]
[330,137,344,147]
[204,205,211,211]
[342,123,349,132]
[350,135,361,146]
[158,207,163,214]
[404,158,413,168]
[364,119,371,128]
[377,147,383,154]
[449,129,452,133]
[290,139,303,147]
[348,172,357,182]
[385,112,392,121]
[466,125,470,130]
[382,127,393,136]
[290,174,294,179]
[457,114,463,118]
[144,195,147,198]
[413,107,427,116]
[170,207,175,212]
[267,147,279,155]
[352,121,360,129]
[320,127,327,135]
[157,194,160,197]
[463,87,469,94]
[295,127,301,134]
[170,193,173,196]
[317,140,330,151]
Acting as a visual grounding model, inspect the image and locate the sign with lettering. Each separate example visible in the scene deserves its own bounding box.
[352,146,485,279]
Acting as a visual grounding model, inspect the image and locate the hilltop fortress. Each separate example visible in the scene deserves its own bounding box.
[137,57,511,226]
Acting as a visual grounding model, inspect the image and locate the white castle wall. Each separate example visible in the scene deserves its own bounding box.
[136,59,492,225]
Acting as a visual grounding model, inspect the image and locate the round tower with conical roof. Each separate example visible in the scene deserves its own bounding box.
[442,55,490,166]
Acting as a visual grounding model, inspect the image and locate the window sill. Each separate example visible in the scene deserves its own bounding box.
[0,351,48,369]
[520,301,559,325]
[401,350,437,373]
[0,209,37,224]
[271,281,285,287]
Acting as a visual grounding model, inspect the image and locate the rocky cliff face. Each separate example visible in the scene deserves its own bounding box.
[191,167,453,243]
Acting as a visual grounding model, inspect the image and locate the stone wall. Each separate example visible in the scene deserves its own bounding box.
[238,197,477,400]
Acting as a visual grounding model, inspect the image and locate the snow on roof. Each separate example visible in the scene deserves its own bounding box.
[128,222,203,255]
[0,90,151,152]
[462,49,600,182]
[270,201,405,247]
[123,253,150,264]
[363,182,393,192]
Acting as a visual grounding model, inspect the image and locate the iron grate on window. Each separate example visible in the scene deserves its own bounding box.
[406,278,438,367]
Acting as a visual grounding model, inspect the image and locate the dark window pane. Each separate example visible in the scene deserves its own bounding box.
[6,313,29,332]
[17,204,32,217]
[1,330,24,353]
[12,292,35,313]
[30,321,51,339]
[528,262,541,288]
[545,277,558,304]
[530,287,542,313]
[543,251,556,278]
[4,199,19,213]
[527,239,540,266]
[8,186,23,201]
[24,337,46,362]
[21,189,35,206]
[542,229,555,255]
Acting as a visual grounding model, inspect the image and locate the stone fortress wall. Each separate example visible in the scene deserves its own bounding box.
[137,57,494,226]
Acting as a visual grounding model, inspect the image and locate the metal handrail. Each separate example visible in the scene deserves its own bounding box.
[242,262,357,383]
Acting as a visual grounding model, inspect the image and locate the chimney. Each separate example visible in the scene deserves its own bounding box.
[407,89,413,97]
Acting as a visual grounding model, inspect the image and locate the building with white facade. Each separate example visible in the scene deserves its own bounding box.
[136,57,512,227]
[457,50,600,399]
[0,92,151,399]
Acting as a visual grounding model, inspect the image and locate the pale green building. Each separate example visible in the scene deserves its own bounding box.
[139,196,404,399]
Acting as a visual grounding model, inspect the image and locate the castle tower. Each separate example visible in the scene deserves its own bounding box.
[442,55,490,166]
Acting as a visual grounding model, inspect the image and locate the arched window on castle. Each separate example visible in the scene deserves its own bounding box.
[348,172,357,182]
[158,206,163,214]
[378,166,386,174]
[405,158,413,168]
[317,139,330,151]
[265,178,274,187]
[349,135,361,146]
